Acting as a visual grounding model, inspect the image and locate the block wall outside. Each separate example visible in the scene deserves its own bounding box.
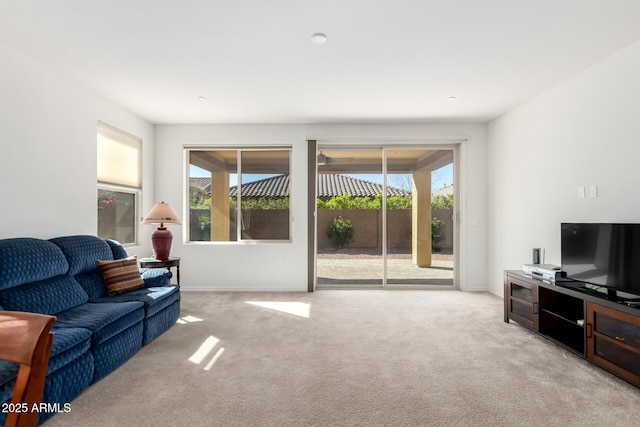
[190,208,453,250]
[317,208,453,251]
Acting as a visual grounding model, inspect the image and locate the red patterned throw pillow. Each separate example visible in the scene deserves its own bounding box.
[97,257,145,296]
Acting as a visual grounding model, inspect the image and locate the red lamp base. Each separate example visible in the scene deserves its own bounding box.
[151,227,173,260]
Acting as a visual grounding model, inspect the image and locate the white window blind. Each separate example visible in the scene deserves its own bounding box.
[97,122,141,188]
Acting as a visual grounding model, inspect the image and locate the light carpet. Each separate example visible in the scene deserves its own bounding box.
[45,290,640,426]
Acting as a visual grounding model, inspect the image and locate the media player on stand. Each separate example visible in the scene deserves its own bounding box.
[522,264,566,283]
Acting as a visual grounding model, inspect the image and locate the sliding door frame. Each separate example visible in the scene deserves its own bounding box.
[311,140,460,290]
[307,140,317,292]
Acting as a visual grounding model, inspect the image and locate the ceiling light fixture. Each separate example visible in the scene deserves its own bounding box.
[310,33,328,45]
[317,151,327,166]
[448,96,457,101]
[197,96,207,101]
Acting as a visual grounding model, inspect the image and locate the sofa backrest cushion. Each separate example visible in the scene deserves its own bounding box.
[0,274,89,315]
[49,235,113,276]
[105,239,128,260]
[0,238,69,291]
[74,270,109,301]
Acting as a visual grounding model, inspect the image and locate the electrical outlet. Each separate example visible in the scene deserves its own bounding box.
[589,185,598,198]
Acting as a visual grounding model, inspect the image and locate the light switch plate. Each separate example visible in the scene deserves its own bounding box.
[578,186,585,198]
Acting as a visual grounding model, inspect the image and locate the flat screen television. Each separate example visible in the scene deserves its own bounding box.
[561,223,640,300]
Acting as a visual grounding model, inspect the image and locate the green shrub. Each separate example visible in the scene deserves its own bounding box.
[431,217,445,251]
[386,195,412,209]
[323,194,376,210]
[317,194,412,210]
[240,197,289,209]
[327,216,354,249]
[432,194,453,210]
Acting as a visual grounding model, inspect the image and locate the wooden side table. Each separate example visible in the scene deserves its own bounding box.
[139,257,180,286]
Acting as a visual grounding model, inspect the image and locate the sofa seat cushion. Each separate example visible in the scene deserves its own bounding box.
[0,327,92,405]
[48,327,92,375]
[0,274,89,315]
[140,268,172,287]
[78,266,171,300]
[94,285,180,318]
[54,302,144,345]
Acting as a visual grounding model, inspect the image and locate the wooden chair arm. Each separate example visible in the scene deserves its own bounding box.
[0,311,56,427]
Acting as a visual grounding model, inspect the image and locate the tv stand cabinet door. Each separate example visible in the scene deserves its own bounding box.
[586,302,640,388]
[504,274,539,331]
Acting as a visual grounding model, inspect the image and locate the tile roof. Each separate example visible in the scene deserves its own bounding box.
[317,174,409,198]
[189,177,211,192]
[230,175,291,198]
[189,174,409,198]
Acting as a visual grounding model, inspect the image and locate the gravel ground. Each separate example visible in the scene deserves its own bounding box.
[317,247,454,260]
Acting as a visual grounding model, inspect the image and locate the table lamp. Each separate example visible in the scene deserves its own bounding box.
[141,202,181,260]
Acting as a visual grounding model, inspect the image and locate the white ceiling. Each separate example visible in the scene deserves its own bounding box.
[2,0,640,124]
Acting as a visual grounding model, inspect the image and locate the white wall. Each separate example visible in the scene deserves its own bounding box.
[155,123,488,291]
[487,40,640,296]
[0,41,155,257]
[0,39,489,292]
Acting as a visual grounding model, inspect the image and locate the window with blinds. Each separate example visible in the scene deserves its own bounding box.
[97,122,141,188]
[97,122,141,245]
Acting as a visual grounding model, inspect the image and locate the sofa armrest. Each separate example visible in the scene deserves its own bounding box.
[140,268,172,287]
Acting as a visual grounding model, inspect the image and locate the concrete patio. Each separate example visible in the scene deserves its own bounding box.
[316,249,454,286]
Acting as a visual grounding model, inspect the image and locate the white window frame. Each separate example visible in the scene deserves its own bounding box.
[97,184,140,246]
[185,146,292,244]
[97,121,142,246]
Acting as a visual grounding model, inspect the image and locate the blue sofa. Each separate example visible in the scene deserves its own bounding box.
[0,235,180,424]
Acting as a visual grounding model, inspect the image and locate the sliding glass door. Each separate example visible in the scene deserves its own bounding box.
[315,146,455,288]
[316,148,383,287]
[385,149,454,286]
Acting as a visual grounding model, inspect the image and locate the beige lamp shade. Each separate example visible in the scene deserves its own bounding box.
[141,202,182,226]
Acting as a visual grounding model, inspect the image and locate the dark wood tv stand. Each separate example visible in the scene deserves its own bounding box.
[504,270,640,388]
